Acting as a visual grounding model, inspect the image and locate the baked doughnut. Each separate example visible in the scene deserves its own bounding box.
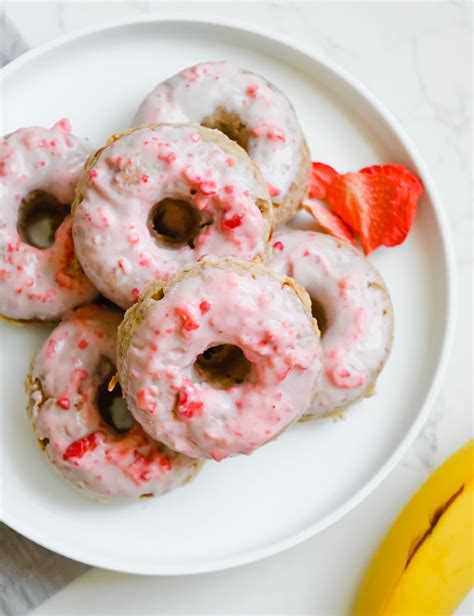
[27,305,201,501]
[0,121,97,321]
[267,231,393,417]
[132,62,310,225]
[73,123,272,309]
[117,258,322,460]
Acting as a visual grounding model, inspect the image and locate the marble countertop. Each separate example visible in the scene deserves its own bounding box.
[1,2,472,614]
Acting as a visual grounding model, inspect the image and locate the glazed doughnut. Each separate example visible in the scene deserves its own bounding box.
[0,121,97,321]
[267,231,393,417]
[73,123,272,309]
[117,258,322,461]
[132,62,310,225]
[27,305,201,501]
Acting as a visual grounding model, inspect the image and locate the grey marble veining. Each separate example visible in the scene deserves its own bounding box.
[0,10,29,67]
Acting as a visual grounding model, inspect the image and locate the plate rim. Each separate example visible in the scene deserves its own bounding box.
[0,14,457,575]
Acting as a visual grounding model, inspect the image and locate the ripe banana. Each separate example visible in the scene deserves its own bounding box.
[354,439,474,615]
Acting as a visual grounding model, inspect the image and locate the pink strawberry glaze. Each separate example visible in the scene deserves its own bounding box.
[29,305,200,501]
[72,124,272,309]
[118,260,322,460]
[0,121,97,320]
[266,231,393,417]
[132,62,306,210]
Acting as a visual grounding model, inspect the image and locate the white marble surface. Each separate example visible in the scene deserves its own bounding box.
[1,1,472,614]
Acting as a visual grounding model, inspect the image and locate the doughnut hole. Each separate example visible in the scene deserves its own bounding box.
[194,344,252,390]
[310,297,328,336]
[17,190,69,249]
[202,108,249,151]
[96,358,133,434]
[148,198,202,249]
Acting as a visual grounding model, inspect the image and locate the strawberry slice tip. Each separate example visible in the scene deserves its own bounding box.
[302,200,356,245]
[308,162,338,200]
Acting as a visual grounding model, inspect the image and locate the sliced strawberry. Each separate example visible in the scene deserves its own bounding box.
[63,433,98,462]
[326,164,423,254]
[309,162,338,199]
[302,200,356,245]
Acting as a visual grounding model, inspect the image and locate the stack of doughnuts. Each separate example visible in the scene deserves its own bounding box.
[1,61,393,502]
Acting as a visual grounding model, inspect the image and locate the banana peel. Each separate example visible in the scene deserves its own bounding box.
[354,439,474,615]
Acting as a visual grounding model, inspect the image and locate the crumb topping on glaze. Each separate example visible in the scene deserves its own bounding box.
[132,62,309,218]
[131,62,309,216]
[117,259,322,460]
[0,121,97,321]
[267,231,394,417]
[73,123,272,308]
[27,305,201,500]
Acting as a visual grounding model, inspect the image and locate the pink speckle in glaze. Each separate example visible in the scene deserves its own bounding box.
[199,300,211,314]
[54,118,72,133]
[46,339,57,357]
[252,124,286,142]
[338,276,356,300]
[175,306,200,331]
[267,182,281,197]
[63,433,98,462]
[176,388,204,420]
[137,389,158,414]
[246,84,259,98]
[72,368,88,384]
[57,396,71,410]
[326,364,366,389]
[157,151,177,164]
[200,180,217,195]
[117,258,132,276]
[223,214,243,229]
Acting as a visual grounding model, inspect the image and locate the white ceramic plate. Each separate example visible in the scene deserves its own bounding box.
[0,17,454,575]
